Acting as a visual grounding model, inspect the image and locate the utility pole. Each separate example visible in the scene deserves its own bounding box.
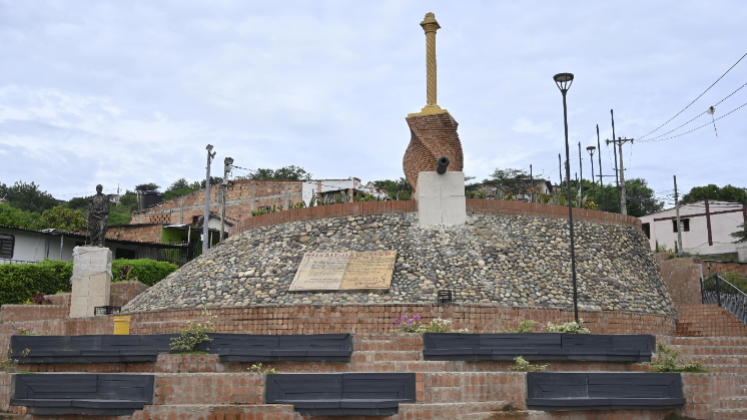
[203,144,216,255]
[611,110,620,212]
[578,142,583,203]
[618,137,627,215]
[606,136,634,215]
[220,157,234,243]
[596,125,604,212]
[530,164,534,202]
[674,175,683,252]
[586,146,596,204]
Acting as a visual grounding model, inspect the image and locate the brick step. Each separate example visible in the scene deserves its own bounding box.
[674,345,747,356]
[675,304,747,338]
[21,353,650,374]
[352,350,423,362]
[714,408,747,419]
[666,336,747,346]
[133,404,300,420]
[719,396,747,410]
[709,365,747,375]
[353,334,423,351]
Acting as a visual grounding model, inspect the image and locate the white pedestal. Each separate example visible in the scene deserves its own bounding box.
[416,171,467,227]
[69,246,112,318]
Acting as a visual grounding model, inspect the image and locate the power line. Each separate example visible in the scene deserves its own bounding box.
[638,100,747,143]
[640,80,747,142]
[638,51,747,140]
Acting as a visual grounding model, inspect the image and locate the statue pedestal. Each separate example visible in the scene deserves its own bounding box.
[416,171,466,227]
[69,246,112,318]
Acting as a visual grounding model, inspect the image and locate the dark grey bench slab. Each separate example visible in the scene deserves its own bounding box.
[10,335,176,363]
[10,374,154,416]
[266,373,416,416]
[526,372,686,411]
[423,333,654,362]
[203,333,352,362]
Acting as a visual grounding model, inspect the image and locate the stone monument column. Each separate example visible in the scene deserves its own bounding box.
[403,12,464,193]
[69,246,112,318]
[70,185,113,318]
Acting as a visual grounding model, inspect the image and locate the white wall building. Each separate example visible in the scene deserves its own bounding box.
[301,178,389,206]
[639,200,747,257]
[0,226,189,264]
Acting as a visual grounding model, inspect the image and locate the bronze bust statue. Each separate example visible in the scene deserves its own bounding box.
[87,184,110,246]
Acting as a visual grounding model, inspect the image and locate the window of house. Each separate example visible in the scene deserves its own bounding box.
[0,234,14,259]
[642,223,651,239]
[672,219,690,233]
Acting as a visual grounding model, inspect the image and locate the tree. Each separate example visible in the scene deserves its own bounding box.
[66,197,90,213]
[559,177,663,217]
[373,178,412,200]
[135,183,160,193]
[108,205,132,225]
[163,178,201,201]
[199,177,223,189]
[41,206,87,231]
[0,203,49,230]
[623,178,664,217]
[0,181,59,213]
[681,184,746,204]
[119,190,138,212]
[483,168,533,198]
[731,222,747,243]
[241,166,312,181]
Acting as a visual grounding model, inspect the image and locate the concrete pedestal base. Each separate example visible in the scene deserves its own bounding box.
[416,171,466,227]
[69,246,112,318]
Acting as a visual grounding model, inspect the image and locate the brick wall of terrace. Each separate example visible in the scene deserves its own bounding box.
[131,180,303,226]
[656,255,703,306]
[229,199,642,236]
[0,304,676,358]
[696,258,747,276]
[108,223,162,243]
[0,282,148,324]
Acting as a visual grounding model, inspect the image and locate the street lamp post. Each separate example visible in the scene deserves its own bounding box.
[586,146,596,204]
[553,72,579,323]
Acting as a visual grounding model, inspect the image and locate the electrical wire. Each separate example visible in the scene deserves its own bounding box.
[640,81,747,142]
[638,100,747,143]
[638,51,747,140]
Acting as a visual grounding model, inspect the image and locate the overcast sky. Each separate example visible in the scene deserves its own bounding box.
[1,1,745,203]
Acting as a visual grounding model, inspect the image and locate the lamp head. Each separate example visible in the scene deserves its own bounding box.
[586,146,596,154]
[553,72,574,92]
[206,144,214,152]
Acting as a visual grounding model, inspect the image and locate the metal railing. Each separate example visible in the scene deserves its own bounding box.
[702,273,747,325]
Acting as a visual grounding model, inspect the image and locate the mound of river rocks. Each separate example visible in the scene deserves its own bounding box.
[123,213,675,315]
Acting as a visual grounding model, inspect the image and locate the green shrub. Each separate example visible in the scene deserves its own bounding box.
[0,258,177,305]
[111,259,177,287]
[644,343,710,373]
[170,311,215,352]
[0,260,73,305]
[508,356,548,372]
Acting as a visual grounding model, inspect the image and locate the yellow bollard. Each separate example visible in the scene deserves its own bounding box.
[113,316,131,335]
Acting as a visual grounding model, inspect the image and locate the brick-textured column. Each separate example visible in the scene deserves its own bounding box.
[404,113,464,192]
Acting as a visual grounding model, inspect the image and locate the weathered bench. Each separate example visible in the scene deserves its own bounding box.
[265,373,416,416]
[10,335,176,363]
[10,374,154,416]
[526,372,686,411]
[204,333,352,362]
[423,333,654,362]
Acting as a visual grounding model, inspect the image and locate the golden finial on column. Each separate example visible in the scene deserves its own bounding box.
[409,12,448,117]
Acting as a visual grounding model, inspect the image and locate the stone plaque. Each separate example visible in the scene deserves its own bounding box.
[289,252,349,291]
[289,251,397,291]
[340,251,397,290]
